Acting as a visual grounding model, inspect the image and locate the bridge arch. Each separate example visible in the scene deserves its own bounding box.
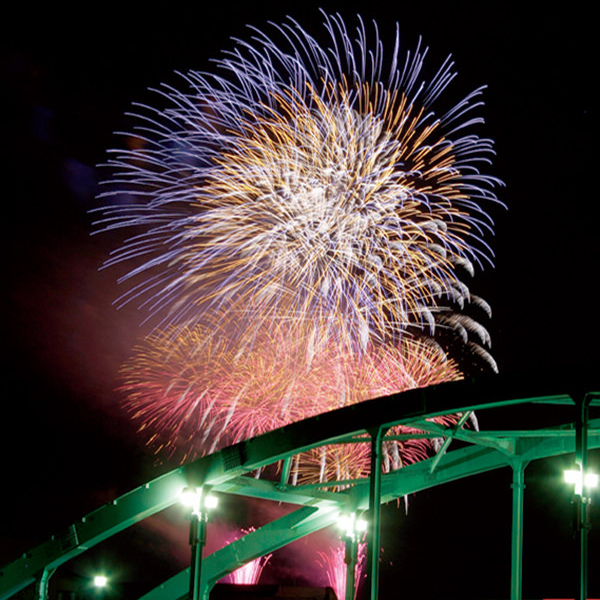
[1,369,598,600]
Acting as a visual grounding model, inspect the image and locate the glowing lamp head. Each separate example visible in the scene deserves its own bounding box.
[564,469,580,485]
[338,512,367,539]
[180,486,218,514]
[93,575,108,588]
[564,468,598,495]
[337,514,350,529]
[204,494,218,509]
[180,486,199,509]
[586,472,600,488]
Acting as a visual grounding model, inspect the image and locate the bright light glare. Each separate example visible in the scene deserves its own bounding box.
[564,469,598,495]
[204,494,218,509]
[564,469,580,484]
[180,486,199,508]
[93,575,107,588]
[356,518,368,532]
[337,512,367,538]
[180,487,217,512]
[585,472,599,488]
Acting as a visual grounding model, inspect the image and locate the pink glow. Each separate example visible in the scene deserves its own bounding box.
[317,542,366,600]
[218,527,272,585]
[223,555,271,584]
[119,326,463,478]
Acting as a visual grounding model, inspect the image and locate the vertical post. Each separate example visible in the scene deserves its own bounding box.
[365,426,387,600]
[344,534,357,600]
[575,394,591,600]
[189,514,206,600]
[183,486,215,600]
[510,460,526,600]
[37,567,55,600]
[281,456,293,485]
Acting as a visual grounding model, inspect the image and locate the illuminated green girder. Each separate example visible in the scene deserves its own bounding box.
[0,369,598,600]
[139,423,600,600]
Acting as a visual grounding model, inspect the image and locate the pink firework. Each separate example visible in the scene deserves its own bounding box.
[224,557,271,585]
[317,542,367,600]
[97,12,503,494]
[118,321,463,480]
[220,527,272,584]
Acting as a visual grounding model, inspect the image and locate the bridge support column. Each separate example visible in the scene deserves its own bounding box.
[510,460,526,600]
[575,393,592,600]
[36,567,55,600]
[365,426,388,600]
[344,534,357,600]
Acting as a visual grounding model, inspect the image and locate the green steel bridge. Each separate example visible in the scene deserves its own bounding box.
[1,368,598,600]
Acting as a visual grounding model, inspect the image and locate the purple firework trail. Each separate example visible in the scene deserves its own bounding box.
[95,12,503,478]
[95,11,503,359]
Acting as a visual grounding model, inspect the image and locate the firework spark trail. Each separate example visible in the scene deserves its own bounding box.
[224,557,270,585]
[95,12,504,484]
[317,541,367,600]
[219,528,272,585]
[119,322,463,478]
[95,12,503,355]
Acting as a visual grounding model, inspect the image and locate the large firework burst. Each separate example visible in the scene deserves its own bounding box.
[119,321,463,476]
[97,12,503,474]
[96,12,503,354]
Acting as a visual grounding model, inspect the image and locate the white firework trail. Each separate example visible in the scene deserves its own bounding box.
[94,11,504,357]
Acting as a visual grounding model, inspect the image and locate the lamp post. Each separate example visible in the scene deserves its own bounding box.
[565,393,597,600]
[91,575,108,598]
[92,575,107,589]
[181,487,218,600]
[364,426,388,600]
[338,512,367,600]
[564,465,597,600]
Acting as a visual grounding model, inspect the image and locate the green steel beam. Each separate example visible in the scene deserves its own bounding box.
[365,427,387,600]
[370,432,600,508]
[225,429,599,517]
[211,431,600,517]
[408,417,515,455]
[428,411,473,474]
[182,369,599,492]
[216,471,344,504]
[510,459,527,600]
[139,503,341,600]
[1,369,598,599]
[576,393,593,600]
[138,429,600,600]
[138,448,511,600]
[0,467,189,600]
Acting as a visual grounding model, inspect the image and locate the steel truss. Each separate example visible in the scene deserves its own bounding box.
[1,368,598,600]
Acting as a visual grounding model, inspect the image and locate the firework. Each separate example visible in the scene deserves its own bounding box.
[317,541,367,600]
[95,12,503,353]
[119,322,462,478]
[220,528,272,585]
[225,558,270,585]
[98,12,502,487]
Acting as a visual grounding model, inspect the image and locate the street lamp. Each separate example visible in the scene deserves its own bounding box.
[92,575,108,589]
[337,512,367,600]
[181,486,218,600]
[89,573,109,598]
[564,467,598,497]
[564,463,597,600]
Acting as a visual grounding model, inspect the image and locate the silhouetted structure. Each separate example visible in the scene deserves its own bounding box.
[210,584,337,600]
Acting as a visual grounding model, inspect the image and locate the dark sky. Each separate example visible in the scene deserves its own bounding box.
[1,3,598,599]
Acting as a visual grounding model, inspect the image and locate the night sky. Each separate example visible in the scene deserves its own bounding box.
[2,3,598,599]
